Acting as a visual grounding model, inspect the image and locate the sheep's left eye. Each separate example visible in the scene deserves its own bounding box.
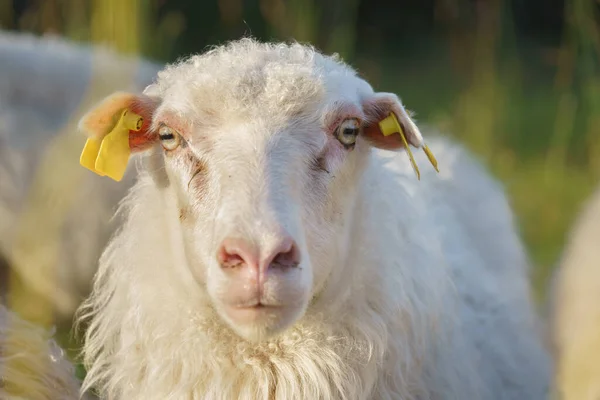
[158,125,181,151]
[335,119,360,147]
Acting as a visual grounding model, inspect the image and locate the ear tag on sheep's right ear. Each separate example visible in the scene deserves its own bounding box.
[80,137,105,176]
[93,109,143,182]
[378,113,440,180]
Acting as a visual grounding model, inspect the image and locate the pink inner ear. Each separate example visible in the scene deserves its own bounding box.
[362,119,407,150]
[361,94,417,151]
[79,92,138,140]
[361,101,407,151]
[128,97,160,153]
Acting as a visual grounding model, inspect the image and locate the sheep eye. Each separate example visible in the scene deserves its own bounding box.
[335,118,360,147]
[158,125,181,151]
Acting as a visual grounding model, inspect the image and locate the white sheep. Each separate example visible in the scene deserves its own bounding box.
[0,30,160,325]
[549,185,600,400]
[0,304,85,400]
[76,38,552,399]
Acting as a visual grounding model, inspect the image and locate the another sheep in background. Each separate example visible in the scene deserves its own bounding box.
[77,38,551,399]
[0,304,86,400]
[0,30,160,326]
[549,186,600,400]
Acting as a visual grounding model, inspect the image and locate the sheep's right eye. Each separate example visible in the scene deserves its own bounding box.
[158,125,181,151]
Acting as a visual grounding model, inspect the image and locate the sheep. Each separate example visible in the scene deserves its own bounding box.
[0,29,160,325]
[76,38,552,399]
[0,303,86,400]
[549,185,600,400]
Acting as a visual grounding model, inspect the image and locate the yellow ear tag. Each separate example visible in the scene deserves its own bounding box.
[378,113,440,180]
[423,144,439,173]
[93,109,143,182]
[80,137,105,176]
[379,113,421,180]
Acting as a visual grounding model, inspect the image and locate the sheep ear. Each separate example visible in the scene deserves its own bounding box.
[361,92,439,179]
[361,92,423,150]
[78,91,160,181]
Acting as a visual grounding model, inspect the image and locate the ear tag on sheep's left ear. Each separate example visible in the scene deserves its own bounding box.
[378,113,440,180]
[422,144,439,173]
[379,113,420,179]
[93,109,143,182]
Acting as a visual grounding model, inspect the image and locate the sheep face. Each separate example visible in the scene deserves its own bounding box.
[80,40,425,343]
[152,96,367,343]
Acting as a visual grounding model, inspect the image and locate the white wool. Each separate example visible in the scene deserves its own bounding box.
[77,39,551,399]
[549,185,600,400]
[0,30,160,323]
[0,304,86,400]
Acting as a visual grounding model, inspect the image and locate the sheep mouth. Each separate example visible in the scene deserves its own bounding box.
[222,300,288,328]
[231,300,282,309]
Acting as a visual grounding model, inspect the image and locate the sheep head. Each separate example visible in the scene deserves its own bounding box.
[78,39,436,343]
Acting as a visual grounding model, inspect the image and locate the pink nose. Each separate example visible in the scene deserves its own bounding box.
[216,235,300,278]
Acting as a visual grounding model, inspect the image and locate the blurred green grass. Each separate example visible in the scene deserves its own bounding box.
[2,0,599,371]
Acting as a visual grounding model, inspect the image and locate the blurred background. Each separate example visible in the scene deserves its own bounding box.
[0,0,598,380]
